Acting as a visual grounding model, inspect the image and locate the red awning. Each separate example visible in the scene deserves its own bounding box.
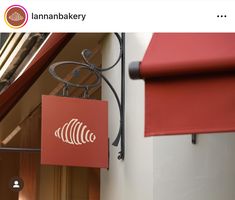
[0,33,74,121]
[134,33,235,136]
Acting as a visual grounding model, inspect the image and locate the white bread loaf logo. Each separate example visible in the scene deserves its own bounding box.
[9,12,24,21]
[54,119,96,145]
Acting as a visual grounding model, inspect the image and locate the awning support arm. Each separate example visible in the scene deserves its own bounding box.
[192,134,197,144]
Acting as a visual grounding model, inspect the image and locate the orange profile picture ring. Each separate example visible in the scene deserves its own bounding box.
[4,5,28,29]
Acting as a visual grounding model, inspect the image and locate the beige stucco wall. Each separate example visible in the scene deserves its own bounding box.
[101,33,235,200]
[101,33,154,200]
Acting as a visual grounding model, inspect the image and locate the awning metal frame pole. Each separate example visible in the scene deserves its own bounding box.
[0,147,41,153]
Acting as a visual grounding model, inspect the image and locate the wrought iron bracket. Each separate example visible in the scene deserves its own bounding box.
[48,33,125,160]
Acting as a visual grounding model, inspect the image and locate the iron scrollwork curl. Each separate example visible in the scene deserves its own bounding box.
[49,33,125,160]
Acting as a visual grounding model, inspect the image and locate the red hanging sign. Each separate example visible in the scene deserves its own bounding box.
[41,95,108,168]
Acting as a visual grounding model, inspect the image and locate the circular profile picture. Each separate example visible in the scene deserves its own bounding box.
[4,5,28,29]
